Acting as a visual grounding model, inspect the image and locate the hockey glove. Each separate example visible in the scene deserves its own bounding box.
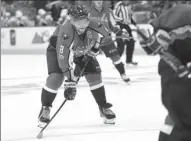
[85,47,100,58]
[137,28,171,55]
[174,62,191,79]
[64,80,77,100]
[81,54,94,63]
[186,62,191,79]
[186,62,191,78]
[176,65,191,79]
[122,29,130,41]
[116,29,130,41]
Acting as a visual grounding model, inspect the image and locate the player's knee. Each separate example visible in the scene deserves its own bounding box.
[165,114,174,126]
[45,73,64,90]
[110,55,121,65]
[160,114,174,136]
[85,73,103,90]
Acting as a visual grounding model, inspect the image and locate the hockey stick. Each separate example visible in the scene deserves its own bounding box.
[37,61,89,139]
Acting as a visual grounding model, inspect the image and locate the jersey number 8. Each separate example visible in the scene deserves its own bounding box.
[60,45,65,53]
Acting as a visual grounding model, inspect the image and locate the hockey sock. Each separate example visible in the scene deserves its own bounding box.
[115,62,125,75]
[91,86,107,106]
[41,88,56,107]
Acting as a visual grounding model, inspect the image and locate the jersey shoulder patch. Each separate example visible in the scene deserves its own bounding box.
[88,19,109,37]
[59,21,74,40]
[89,18,106,29]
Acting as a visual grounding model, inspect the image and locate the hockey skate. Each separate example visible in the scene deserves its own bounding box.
[38,106,51,128]
[125,62,138,68]
[99,103,116,124]
[121,74,130,83]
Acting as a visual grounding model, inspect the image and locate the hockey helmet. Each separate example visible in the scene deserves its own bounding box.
[68,5,88,20]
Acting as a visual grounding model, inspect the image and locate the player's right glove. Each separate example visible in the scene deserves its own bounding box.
[64,80,77,100]
[137,28,172,55]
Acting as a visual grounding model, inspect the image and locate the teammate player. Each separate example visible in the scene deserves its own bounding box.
[137,4,191,141]
[89,0,130,82]
[38,5,116,127]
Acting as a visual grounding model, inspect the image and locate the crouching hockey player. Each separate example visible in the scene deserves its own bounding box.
[137,4,191,141]
[38,5,116,127]
[89,0,130,82]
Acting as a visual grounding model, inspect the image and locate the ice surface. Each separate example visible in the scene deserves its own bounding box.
[2,51,167,141]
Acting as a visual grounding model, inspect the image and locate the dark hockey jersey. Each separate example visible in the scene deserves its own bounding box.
[49,19,109,79]
[150,4,191,74]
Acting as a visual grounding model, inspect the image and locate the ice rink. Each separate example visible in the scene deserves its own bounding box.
[2,48,167,141]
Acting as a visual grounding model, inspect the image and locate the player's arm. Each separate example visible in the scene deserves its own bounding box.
[139,5,191,55]
[136,5,191,78]
[57,42,74,81]
[56,40,77,100]
[49,25,75,81]
[137,5,191,55]
[88,33,103,57]
[137,27,191,78]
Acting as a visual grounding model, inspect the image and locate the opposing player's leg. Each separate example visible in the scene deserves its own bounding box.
[116,37,125,57]
[74,56,116,124]
[38,46,64,128]
[159,65,191,141]
[125,38,138,66]
[101,42,130,82]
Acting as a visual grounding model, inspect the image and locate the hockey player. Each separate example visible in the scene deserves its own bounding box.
[89,0,130,82]
[38,5,116,127]
[137,4,191,141]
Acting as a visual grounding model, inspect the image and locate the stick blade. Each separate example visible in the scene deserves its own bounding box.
[37,132,43,139]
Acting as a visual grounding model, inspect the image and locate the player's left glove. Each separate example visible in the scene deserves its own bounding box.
[115,29,130,41]
[160,51,191,79]
[64,80,77,100]
[137,28,172,55]
[176,64,191,78]
[186,62,191,78]
[85,47,100,58]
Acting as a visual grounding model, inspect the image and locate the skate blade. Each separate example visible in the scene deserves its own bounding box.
[38,121,47,128]
[121,76,131,83]
[123,79,130,83]
[103,118,115,124]
[125,64,138,68]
